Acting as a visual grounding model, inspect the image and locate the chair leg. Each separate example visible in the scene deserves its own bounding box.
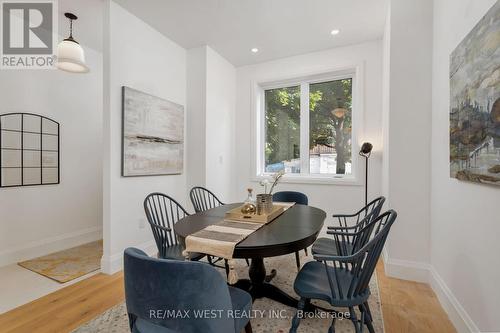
[224,259,229,278]
[328,318,336,333]
[289,297,306,333]
[207,255,213,265]
[360,309,365,333]
[295,252,301,271]
[349,307,361,333]
[304,247,308,256]
[363,301,373,319]
[244,321,252,333]
[360,302,375,333]
[245,258,250,266]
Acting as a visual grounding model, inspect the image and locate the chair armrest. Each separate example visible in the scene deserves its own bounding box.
[327,225,359,230]
[148,223,171,232]
[313,252,358,263]
[326,230,360,237]
[332,213,359,218]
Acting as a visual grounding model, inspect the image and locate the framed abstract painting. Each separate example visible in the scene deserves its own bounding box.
[449,1,500,186]
[122,86,184,177]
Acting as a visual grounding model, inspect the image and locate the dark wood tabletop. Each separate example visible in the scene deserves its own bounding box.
[174,203,326,259]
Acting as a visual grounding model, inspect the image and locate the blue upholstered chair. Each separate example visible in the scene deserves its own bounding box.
[272,191,309,270]
[124,248,253,333]
[144,193,204,261]
[311,196,385,257]
[290,210,397,333]
[272,191,309,206]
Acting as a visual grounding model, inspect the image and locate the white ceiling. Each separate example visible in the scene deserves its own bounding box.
[114,0,389,67]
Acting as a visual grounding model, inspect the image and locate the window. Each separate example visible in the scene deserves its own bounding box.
[259,71,356,180]
[264,86,301,173]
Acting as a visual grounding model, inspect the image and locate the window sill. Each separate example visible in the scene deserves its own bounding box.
[252,174,362,186]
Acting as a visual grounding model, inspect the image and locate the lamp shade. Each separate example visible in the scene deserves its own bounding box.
[56,39,89,73]
[359,142,373,156]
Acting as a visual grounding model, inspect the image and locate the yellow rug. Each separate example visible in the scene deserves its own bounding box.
[18,240,103,283]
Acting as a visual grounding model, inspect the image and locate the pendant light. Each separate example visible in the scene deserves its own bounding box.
[56,13,89,73]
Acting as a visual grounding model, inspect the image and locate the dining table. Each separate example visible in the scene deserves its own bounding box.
[174,202,326,308]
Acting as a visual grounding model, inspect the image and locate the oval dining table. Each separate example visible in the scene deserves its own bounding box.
[174,203,326,308]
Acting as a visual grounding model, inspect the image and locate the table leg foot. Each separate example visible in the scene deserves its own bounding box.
[264,269,277,282]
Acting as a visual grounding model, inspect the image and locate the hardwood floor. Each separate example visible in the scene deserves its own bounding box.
[0,272,124,333]
[0,261,455,333]
[376,261,456,333]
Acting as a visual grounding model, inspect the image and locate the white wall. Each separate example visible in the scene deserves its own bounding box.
[234,41,383,227]
[102,1,187,273]
[432,0,500,331]
[382,0,433,278]
[381,6,391,201]
[186,47,207,194]
[205,47,236,201]
[186,46,236,204]
[0,46,103,266]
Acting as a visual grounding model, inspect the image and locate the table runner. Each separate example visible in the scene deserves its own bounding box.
[183,202,295,284]
[183,219,264,284]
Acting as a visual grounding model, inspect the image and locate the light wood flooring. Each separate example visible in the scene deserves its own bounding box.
[0,261,456,333]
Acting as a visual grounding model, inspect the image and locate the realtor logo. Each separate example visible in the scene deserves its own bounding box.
[1,0,57,69]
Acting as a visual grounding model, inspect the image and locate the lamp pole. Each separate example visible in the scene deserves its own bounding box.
[359,142,373,207]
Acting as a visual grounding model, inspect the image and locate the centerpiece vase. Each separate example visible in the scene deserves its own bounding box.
[256,194,273,215]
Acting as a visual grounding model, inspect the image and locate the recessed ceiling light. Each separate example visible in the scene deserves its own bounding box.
[330,29,340,36]
[251,48,259,53]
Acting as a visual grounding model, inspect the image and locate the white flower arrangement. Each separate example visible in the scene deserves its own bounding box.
[260,170,285,194]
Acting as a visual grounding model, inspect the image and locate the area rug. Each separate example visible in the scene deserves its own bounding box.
[73,253,384,333]
[18,240,103,283]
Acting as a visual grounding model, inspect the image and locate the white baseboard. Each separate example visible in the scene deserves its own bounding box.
[0,226,102,267]
[383,255,430,283]
[428,267,480,333]
[101,239,157,275]
[382,253,480,333]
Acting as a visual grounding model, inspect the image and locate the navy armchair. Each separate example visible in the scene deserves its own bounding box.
[124,248,253,333]
[290,210,397,333]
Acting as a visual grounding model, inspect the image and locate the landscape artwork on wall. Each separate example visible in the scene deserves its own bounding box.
[122,86,184,176]
[449,1,500,186]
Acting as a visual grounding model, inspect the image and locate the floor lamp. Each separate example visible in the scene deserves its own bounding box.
[359,142,373,207]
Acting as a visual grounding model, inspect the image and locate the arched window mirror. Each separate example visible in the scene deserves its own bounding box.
[0,113,60,187]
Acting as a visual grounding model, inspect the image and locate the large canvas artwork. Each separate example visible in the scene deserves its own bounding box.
[450,1,500,186]
[122,87,184,176]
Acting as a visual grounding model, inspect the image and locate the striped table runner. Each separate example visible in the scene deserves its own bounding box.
[183,202,295,284]
[184,220,264,284]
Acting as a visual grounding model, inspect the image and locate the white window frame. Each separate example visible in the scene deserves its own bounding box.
[251,65,365,185]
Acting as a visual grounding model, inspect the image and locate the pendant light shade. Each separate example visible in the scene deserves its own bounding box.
[57,13,89,73]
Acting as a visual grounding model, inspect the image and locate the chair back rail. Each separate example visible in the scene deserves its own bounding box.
[327,205,384,260]
[190,186,224,213]
[144,192,189,258]
[333,196,385,231]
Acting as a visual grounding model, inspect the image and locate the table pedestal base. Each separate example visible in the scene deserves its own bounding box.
[233,257,299,308]
[233,257,341,316]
